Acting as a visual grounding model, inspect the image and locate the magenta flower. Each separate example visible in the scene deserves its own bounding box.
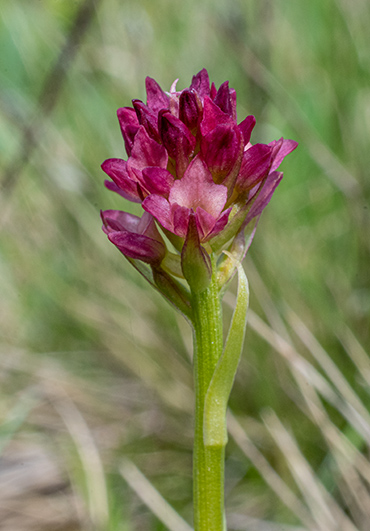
[101,69,297,295]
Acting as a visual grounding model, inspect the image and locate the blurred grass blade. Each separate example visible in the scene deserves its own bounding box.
[51,386,109,530]
[120,458,193,531]
[262,409,359,531]
[227,412,314,529]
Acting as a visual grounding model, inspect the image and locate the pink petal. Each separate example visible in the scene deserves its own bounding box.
[245,171,283,225]
[190,68,210,98]
[195,207,216,240]
[101,210,145,234]
[102,210,162,241]
[237,144,273,192]
[200,96,234,137]
[206,207,232,241]
[141,167,174,197]
[117,106,139,128]
[142,194,173,233]
[230,88,237,121]
[104,180,141,203]
[128,126,168,176]
[137,211,163,240]
[210,82,217,100]
[102,159,141,201]
[238,115,256,146]
[214,81,236,120]
[172,203,191,239]
[269,138,299,171]
[145,77,170,112]
[101,210,127,233]
[108,231,165,266]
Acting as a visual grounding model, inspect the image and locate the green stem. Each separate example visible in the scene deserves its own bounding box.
[192,256,225,531]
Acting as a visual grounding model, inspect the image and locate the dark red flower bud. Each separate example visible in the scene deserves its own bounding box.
[189,68,210,98]
[132,100,160,141]
[201,124,243,185]
[179,89,202,132]
[117,107,140,156]
[214,81,236,120]
[159,111,196,159]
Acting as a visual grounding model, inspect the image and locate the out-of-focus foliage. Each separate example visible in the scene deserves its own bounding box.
[0,0,369,529]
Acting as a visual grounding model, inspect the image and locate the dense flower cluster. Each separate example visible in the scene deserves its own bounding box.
[101,69,297,294]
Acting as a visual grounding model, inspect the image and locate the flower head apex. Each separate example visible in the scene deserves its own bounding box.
[101,69,297,301]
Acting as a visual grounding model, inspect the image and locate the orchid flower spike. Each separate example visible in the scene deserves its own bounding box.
[101,69,297,310]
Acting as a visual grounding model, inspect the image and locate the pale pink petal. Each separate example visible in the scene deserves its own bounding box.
[169,155,227,218]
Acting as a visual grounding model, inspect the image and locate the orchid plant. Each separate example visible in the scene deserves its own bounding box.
[101,69,297,531]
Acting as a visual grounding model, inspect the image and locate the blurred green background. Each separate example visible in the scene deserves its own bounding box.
[1,0,369,529]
